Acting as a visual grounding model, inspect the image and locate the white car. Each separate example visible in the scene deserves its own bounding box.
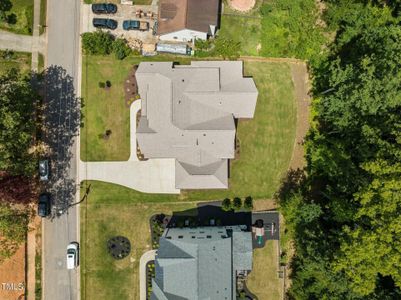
[66,242,79,270]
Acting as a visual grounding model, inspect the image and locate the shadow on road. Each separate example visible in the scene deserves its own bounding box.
[43,65,80,217]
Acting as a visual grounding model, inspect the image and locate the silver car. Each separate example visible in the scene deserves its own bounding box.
[39,160,49,181]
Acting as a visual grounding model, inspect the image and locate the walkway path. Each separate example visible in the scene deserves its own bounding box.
[139,250,156,300]
[79,101,179,194]
[31,0,42,71]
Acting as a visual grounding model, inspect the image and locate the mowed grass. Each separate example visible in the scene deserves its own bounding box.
[246,240,283,300]
[81,56,296,200]
[184,61,296,201]
[0,50,31,74]
[80,193,196,300]
[81,55,192,161]
[0,0,33,35]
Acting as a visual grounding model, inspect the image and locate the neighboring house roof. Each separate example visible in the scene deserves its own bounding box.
[157,0,220,35]
[136,61,258,189]
[151,226,253,300]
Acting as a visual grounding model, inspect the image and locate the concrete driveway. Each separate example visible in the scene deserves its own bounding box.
[79,100,180,194]
[0,29,45,53]
[139,250,156,300]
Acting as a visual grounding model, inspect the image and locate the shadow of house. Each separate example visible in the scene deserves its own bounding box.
[168,204,252,228]
[43,65,80,216]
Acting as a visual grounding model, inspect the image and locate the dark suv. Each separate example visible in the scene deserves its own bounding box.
[93,18,118,30]
[91,3,117,14]
[38,193,51,218]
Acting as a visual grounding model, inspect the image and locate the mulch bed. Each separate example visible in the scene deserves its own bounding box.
[124,65,139,108]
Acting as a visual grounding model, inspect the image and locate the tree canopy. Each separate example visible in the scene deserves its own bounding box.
[0,70,37,176]
[279,1,401,299]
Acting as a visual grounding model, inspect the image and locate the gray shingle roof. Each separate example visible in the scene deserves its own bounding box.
[151,226,253,300]
[136,61,258,189]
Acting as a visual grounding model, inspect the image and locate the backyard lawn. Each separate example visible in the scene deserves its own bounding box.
[247,240,283,300]
[0,0,34,35]
[0,50,31,74]
[81,55,296,200]
[80,191,196,300]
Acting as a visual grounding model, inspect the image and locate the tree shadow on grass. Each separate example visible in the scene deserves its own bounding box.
[43,65,80,216]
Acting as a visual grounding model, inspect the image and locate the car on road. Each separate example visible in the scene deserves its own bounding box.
[38,193,51,217]
[39,159,49,181]
[92,18,118,30]
[91,3,117,14]
[123,20,149,31]
[66,242,79,269]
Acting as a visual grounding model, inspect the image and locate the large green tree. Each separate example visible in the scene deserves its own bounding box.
[0,70,37,176]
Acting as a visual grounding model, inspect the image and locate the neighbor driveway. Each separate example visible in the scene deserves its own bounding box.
[0,29,45,53]
[79,100,180,194]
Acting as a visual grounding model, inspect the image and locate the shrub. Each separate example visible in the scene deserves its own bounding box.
[81,30,114,55]
[105,80,111,88]
[244,196,253,211]
[112,38,131,60]
[222,198,232,211]
[233,197,242,211]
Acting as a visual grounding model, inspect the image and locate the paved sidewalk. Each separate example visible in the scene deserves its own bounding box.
[79,101,179,194]
[139,250,156,300]
[31,0,42,71]
[129,100,140,161]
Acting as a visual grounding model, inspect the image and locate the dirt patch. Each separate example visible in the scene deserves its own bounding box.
[0,243,26,300]
[289,63,311,171]
[253,199,278,211]
[228,0,256,12]
[124,65,139,108]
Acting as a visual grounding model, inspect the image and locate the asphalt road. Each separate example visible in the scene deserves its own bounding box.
[42,0,81,299]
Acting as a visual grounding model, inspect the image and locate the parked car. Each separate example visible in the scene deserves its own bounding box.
[123,20,149,31]
[91,3,117,14]
[38,193,51,217]
[92,18,118,30]
[39,159,49,181]
[66,242,79,270]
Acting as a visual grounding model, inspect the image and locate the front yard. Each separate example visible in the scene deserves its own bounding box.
[81,56,296,201]
[0,0,34,35]
[80,190,196,300]
[0,50,31,74]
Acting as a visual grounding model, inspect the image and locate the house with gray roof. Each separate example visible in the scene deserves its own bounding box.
[136,61,258,189]
[151,226,253,300]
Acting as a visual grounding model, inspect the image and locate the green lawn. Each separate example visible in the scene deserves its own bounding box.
[80,191,196,300]
[81,56,296,201]
[0,0,34,35]
[81,55,192,162]
[39,0,47,35]
[246,240,283,300]
[219,15,262,56]
[0,50,31,74]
